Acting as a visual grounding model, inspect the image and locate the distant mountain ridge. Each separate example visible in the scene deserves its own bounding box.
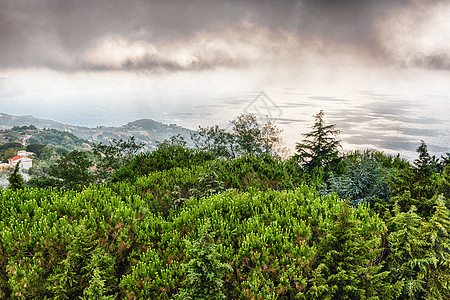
[0,112,194,150]
[0,113,71,131]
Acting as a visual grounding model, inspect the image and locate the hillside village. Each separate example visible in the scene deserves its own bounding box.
[0,115,195,190]
[0,150,34,172]
[0,113,194,148]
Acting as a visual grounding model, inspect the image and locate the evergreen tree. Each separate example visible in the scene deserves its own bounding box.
[387,205,435,299]
[307,202,397,299]
[328,152,391,207]
[419,196,450,299]
[295,110,341,171]
[48,225,116,299]
[175,226,231,300]
[438,164,450,199]
[8,163,24,191]
[389,141,440,217]
[190,164,225,199]
[414,141,434,180]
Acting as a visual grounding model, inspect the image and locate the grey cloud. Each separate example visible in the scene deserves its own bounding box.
[0,0,448,72]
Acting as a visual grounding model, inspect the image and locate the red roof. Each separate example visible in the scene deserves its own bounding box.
[8,156,31,162]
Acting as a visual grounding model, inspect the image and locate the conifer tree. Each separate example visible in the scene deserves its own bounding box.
[175,226,231,300]
[48,225,116,299]
[438,165,450,199]
[414,140,434,181]
[8,162,24,191]
[420,196,450,299]
[328,152,391,207]
[307,202,396,299]
[387,205,434,299]
[295,110,341,171]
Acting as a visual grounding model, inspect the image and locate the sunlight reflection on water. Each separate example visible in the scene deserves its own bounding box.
[0,89,448,161]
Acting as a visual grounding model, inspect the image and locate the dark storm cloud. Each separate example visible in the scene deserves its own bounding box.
[0,0,448,72]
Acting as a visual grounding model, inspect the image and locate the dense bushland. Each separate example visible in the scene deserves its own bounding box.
[0,112,449,299]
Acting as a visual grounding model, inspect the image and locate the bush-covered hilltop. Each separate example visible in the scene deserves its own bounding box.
[0,112,449,299]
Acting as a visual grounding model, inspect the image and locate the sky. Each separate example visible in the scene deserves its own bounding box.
[0,0,449,158]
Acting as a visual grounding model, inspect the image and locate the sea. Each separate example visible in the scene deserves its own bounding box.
[0,88,449,161]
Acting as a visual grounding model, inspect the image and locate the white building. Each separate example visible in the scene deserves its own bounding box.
[17,150,34,157]
[8,156,33,170]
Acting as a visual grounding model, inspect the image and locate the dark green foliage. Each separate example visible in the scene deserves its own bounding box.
[440,153,450,170]
[0,142,23,151]
[175,225,231,300]
[389,142,440,217]
[190,164,225,199]
[49,150,93,190]
[48,225,116,299]
[437,165,450,199]
[1,185,391,299]
[415,141,435,179]
[214,154,303,191]
[55,147,69,156]
[25,144,46,158]
[411,141,439,200]
[295,110,341,171]
[328,152,391,207]
[124,153,304,216]
[115,144,215,181]
[0,142,23,162]
[40,146,57,161]
[25,175,62,189]
[27,128,89,150]
[7,163,24,191]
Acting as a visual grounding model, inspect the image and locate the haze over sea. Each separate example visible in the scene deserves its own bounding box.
[0,69,448,161]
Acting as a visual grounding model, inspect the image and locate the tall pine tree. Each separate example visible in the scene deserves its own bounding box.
[8,163,24,191]
[295,110,341,171]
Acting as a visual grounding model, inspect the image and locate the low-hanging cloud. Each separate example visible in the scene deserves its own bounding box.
[376,0,450,70]
[0,0,448,72]
[81,22,357,72]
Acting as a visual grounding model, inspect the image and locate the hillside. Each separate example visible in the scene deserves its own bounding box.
[0,126,89,151]
[0,112,194,148]
[0,113,70,131]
